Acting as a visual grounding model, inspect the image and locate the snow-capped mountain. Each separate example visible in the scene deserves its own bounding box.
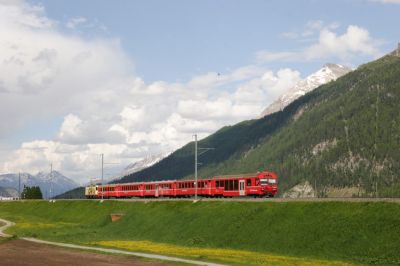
[0,171,79,198]
[114,153,169,181]
[260,64,351,117]
[122,153,168,176]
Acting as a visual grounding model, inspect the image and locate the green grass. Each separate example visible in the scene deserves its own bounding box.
[0,200,399,265]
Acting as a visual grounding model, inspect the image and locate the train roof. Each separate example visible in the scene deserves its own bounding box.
[91,171,276,187]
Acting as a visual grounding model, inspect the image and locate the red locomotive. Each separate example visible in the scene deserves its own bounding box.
[85,171,278,199]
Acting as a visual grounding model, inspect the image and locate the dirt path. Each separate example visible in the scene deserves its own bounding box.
[0,239,170,266]
[23,237,225,266]
[0,218,14,237]
[0,218,224,266]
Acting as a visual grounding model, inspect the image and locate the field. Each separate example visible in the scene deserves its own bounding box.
[0,200,399,265]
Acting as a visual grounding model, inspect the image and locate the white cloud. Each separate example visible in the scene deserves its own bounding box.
[371,0,400,4]
[66,17,87,29]
[0,0,303,184]
[303,25,381,60]
[259,24,382,63]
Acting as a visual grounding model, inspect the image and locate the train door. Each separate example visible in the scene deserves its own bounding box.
[155,184,159,197]
[239,180,245,196]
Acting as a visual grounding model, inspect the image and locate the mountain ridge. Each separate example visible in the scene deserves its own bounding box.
[260,63,351,117]
[0,171,79,198]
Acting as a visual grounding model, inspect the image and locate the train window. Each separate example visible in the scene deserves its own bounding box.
[229,180,233,191]
[224,180,228,190]
[247,179,251,186]
[234,180,238,190]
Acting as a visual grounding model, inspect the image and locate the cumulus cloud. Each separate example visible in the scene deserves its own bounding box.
[0,1,302,183]
[258,24,382,63]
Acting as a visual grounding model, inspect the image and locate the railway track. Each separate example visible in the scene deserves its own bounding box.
[50,197,400,203]
[5,197,400,203]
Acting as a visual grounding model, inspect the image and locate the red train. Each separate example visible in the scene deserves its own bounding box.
[85,171,278,199]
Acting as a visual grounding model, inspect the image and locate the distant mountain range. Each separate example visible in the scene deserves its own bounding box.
[0,187,19,198]
[260,63,351,117]
[0,171,79,198]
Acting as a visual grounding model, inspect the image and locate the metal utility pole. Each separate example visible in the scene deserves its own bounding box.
[50,163,53,199]
[101,153,104,200]
[194,134,198,201]
[314,179,317,198]
[18,172,21,199]
[193,134,214,201]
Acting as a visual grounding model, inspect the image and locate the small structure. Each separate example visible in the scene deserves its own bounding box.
[110,213,124,222]
[0,196,19,201]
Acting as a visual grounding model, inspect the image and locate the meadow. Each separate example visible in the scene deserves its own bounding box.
[0,200,399,265]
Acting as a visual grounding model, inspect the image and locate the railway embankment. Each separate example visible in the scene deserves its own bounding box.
[0,200,399,265]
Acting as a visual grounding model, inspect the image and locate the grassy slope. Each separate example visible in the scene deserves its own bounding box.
[0,201,399,265]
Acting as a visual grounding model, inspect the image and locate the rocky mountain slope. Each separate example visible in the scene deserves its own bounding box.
[116,49,400,197]
[0,187,19,198]
[260,64,351,117]
[0,171,78,198]
[117,153,168,179]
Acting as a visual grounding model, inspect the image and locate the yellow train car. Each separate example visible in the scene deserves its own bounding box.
[85,185,98,199]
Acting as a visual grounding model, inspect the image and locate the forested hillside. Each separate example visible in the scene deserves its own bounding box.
[118,52,400,197]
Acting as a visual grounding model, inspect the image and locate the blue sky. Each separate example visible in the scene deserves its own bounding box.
[30,0,399,82]
[0,0,399,182]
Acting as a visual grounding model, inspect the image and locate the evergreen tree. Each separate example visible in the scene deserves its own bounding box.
[22,185,43,199]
